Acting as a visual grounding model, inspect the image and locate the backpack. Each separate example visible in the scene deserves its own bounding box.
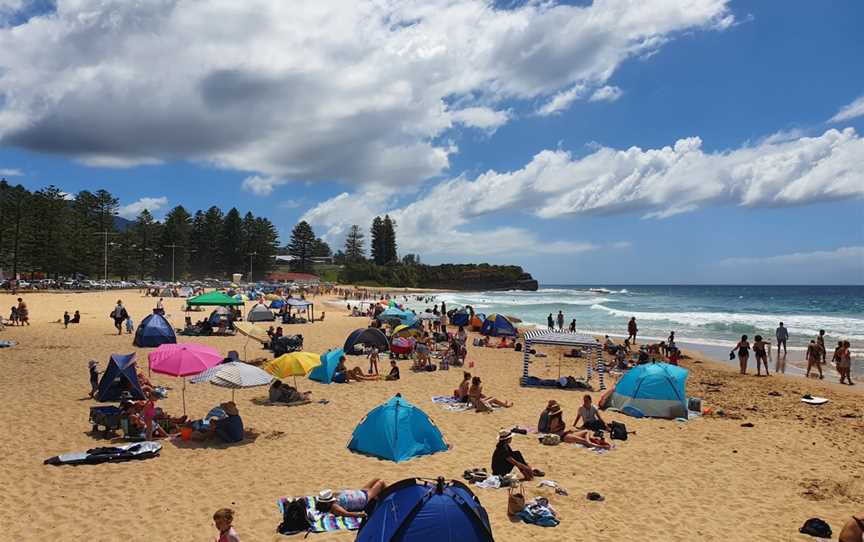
[277,498,310,535]
[610,421,628,441]
[799,518,832,538]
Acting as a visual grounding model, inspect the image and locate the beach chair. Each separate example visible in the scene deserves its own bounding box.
[89,405,122,435]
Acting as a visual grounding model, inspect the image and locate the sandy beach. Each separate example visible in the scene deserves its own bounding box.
[1,290,862,542]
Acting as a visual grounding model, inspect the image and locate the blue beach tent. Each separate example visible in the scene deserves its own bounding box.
[308,349,344,384]
[603,362,688,419]
[96,353,145,401]
[133,313,177,347]
[450,309,470,327]
[348,394,448,462]
[357,477,495,542]
[479,313,517,337]
[377,307,415,324]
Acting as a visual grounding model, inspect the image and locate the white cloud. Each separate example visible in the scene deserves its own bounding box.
[589,85,623,102]
[829,94,864,123]
[713,246,864,285]
[719,246,864,267]
[117,196,168,219]
[0,0,733,189]
[537,85,586,116]
[241,176,285,197]
[0,167,22,176]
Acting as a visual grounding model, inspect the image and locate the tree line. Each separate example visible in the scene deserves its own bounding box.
[0,180,279,281]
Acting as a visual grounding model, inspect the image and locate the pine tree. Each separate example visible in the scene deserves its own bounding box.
[248,217,280,280]
[131,209,160,279]
[287,221,316,273]
[158,206,192,281]
[219,208,244,274]
[382,214,397,264]
[344,224,365,262]
[370,216,385,265]
[312,237,331,258]
[27,186,70,277]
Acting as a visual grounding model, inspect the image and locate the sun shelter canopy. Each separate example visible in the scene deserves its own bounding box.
[308,349,344,384]
[348,394,448,462]
[357,478,494,542]
[377,307,415,324]
[521,329,601,384]
[133,313,177,347]
[603,363,689,419]
[343,327,389,354]
[96,353,145,401]
[285,298,312,307]
[187,291,244,306]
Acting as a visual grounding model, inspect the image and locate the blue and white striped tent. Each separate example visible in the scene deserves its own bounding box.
[603,363,688,419]
[521,329,601,383]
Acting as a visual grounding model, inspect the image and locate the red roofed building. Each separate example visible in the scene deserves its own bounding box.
[267,272,320,283]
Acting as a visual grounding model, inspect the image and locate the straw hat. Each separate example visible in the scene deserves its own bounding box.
[221,401,239,416]
[497,429,513,442]
[317,489,335,503]
[548,403,562,416]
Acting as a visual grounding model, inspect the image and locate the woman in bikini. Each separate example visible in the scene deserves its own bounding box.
[468,376,512,412]
[752,335,770,376]
[735,334,750,375]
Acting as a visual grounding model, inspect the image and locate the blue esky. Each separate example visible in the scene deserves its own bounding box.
[1,0,862,284]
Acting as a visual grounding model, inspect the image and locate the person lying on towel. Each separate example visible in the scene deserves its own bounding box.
[314,479,388,519]
[269,380,311,403]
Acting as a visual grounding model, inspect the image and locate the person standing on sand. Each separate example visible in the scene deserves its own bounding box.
[816,329,827,364]
[16,297,29,325]
[547,313,554,330]
[753,335,770,377]
[556,310,564,331]
[627,317,637,344]
[775,322,788,357]
[735,334,750,375]
[806,339,823,379]
[110,300,128,335]
[837,340,854,385]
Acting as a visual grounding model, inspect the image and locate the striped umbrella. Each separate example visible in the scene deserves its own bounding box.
[191,362,273,400]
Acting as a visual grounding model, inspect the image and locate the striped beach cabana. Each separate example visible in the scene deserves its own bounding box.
[521,329,603,386]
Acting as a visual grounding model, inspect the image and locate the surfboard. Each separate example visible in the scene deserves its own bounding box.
[801,396,829,405]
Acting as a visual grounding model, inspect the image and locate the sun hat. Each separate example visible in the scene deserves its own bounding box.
[548,403,562,416]
[498,429,513,442]
[317,489,335,503]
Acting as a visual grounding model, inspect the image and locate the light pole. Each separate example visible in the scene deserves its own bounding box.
[92,231,119,290]
[164,244,183,283]
[247,252,258,282]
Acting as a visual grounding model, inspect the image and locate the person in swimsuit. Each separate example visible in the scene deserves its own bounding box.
[806,340,823,379]
[838,340,854,385]
[753,335,770,376]
[468,376,512,412]
[816,330,827,364]
[314,479,387,519]
[454,371,471,401]
[735,335,750,375]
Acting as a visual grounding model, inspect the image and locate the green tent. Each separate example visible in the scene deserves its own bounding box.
[186,291,245,306]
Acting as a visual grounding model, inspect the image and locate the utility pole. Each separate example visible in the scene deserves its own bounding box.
[92,230,119,290]
[164,244,183,283]
[247,251,258,282]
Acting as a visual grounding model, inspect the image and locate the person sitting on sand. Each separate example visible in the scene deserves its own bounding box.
[314,479,388,519]
[496,336,511,348]
[335,356,378,382]
[268,380,310,403]
[574,394,608,431]
[468,376,512,412]
[537,400,559,433]
[70,310,81,324]
[385,359,400,380]
[212,402,244,443]
[492,430,541,480]
[454,371,472,402]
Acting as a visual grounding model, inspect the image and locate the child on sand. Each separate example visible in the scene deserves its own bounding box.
[368,346,379,375]
[125,316,134,334]
[213,508,240,542]
[64,311,70,328]
[88,361,99,398]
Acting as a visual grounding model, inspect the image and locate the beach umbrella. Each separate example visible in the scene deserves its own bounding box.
[264,351,321,387]
[148,343,223,414]
[191,361,273,400]
[418,313,439,321]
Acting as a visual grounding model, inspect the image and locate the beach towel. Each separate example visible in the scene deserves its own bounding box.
[516,497,560,527]
[300,496,362,532]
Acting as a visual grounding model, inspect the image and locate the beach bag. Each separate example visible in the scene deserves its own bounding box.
[799,518,832,538]
[610,421,628,441]
[541,434,561,446]
[507,483,525,517]
[277,498,310,535]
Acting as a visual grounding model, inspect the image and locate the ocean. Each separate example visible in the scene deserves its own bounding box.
[420,285,864,377]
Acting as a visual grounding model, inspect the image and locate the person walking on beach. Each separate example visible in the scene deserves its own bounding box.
[735,334,750,375]
[806,339,823,379]
[125,315,134,334]
[816,329,827,364]
[775,322,788,357]
[547,313,554,330]
[627,317,637,344]
[110,300,128,335]
[556,310,564,331]
[753,335,770,376]
[569,319,576,332]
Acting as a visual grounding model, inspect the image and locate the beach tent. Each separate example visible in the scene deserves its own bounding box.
[308,349,344,384]
[479,313,517,337]
[343,327,389,354]
[602,363,689,419]
[187,291,244,307]
[133,313,177,347]
[470,313,486,331]
[269,298,286,309]
[357,477,494,542]
[158,287,174,297]
[377,307,415,325]
[178,286,194,297]
[96,353,145,401]
[348,394,448,462]
[247,303,275,322]
[450,309,470,327]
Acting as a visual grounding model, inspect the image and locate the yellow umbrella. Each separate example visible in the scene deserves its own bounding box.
[264,351,321,387]
[392,325,421,339]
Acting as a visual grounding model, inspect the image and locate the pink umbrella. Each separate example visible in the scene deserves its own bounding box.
[148,343,223,414]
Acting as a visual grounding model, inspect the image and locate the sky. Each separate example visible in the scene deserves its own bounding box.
[0,0,862,285]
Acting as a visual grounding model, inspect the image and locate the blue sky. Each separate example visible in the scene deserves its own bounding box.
[0,0,862,284]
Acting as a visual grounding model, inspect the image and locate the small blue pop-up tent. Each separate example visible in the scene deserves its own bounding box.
[96,353,145,401]
[479,313,517,337]
[308,349,344,384]
[602,362,689,419]
[450,309,470,327]
[357,477,494,542]
[348,394,448,462]
[133,313,177,347]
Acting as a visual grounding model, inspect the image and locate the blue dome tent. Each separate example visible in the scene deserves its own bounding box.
[602,363,689,419]
[357,477,494,542]
[479,314,517,337]
[96,353,145,401]
[348,394,448,462]
[133,313,177,347]
[308,349,344,384]
[450,310,470,327]
[343,327,389,355]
